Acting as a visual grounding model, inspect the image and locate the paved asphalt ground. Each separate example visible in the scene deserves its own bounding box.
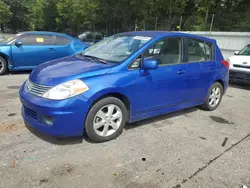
[0,73,250,188]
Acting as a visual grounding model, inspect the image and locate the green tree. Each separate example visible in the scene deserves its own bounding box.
[31,0,58,31]
[56,0,99,36]
[3,0,34,32]
[0,0,12,31]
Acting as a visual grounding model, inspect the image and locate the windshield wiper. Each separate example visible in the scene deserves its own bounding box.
[80,54,108,64]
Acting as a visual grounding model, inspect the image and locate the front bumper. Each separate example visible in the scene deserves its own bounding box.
[19,84,90,137]
[229,70,250,84]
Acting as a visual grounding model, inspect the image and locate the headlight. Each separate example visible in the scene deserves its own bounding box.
[42,79,89,100]
[24,79,30,92]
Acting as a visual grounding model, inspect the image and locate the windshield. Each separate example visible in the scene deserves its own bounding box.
[81,35,152,63]
[239,44,250,55]
[0,33,23,44]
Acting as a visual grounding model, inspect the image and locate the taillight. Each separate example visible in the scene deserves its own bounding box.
[221,60,229,69]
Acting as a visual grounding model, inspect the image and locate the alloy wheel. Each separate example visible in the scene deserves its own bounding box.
[0,60,4,73]
[93,104,123,137]
[208,86,221,107]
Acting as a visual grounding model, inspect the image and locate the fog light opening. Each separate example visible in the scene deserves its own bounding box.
[43,116,54,126]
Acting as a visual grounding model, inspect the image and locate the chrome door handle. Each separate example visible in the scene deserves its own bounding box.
[177,70,186,74]
[49,48,55,52]
[209,66,216,70]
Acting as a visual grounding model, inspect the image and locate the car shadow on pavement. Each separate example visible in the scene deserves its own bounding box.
[229,83,250,90]
[125,107,198,130]
[5,71,31,75]
[24,122,91,145]
[25,107,198,145]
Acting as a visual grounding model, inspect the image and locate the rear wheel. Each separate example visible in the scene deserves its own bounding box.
[200,82,223,111]
[85,97,127,142]
[0,56,7,75]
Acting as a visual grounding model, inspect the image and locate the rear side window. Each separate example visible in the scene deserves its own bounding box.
[55,36,72,45]
[21,34,53,45]
[86,34,93,40]
[95,34,102,41]
[186,38,214,62]
[187,38,206,62]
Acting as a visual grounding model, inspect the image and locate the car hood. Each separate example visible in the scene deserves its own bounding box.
[228,55,250,65]
[29,56,115,86]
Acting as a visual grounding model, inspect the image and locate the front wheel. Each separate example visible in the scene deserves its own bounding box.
[200,82,223,111]
[85,97,128,142]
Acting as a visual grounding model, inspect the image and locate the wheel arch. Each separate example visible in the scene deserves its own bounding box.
[88,91,131,121]
[214,79,225,91]
[0,52,9,64]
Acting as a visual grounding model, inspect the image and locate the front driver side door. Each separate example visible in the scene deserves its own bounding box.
[134,37,188,115]
[11,34,56,69]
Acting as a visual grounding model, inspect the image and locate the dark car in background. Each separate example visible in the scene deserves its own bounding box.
[78,31,103,45]
[0,31,89,75]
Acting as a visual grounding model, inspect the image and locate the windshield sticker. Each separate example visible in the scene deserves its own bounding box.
[36,38,44,43]
[134,36,151,41]
[7,37,13,41]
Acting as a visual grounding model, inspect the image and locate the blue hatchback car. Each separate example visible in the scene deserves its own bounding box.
[0,31,88,75]
[19,31,229,142]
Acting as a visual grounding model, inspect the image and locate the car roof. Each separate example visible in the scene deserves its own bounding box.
[21,31,74,39]
[119,31,216,43]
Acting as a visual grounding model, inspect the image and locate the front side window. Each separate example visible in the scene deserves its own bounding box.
[81,35,152,63]
[144,37,181,65]
[187,38,206,62]
[21,34,53,45]
[239,44,250,55]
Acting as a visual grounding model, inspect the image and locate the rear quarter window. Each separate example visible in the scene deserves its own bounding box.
[55,36,72,45]
[204,42,214,60]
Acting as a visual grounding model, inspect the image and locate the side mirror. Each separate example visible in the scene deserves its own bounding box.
[142,58,158,70]
[234,51,239,55]
[15,40,22,47]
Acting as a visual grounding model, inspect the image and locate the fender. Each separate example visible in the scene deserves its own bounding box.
[0,45,14,70]
[87,87,131,105]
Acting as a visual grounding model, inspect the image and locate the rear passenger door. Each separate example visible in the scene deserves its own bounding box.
[54,35,73,59]
[184,38,216,102]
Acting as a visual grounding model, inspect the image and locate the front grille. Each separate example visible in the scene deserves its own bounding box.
[233,64,250,69]
[27,80,52,97]
[24,106,37,120]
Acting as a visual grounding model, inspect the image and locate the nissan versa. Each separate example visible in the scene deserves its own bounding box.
[19,31,229,142]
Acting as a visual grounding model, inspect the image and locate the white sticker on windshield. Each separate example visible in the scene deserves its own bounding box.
[134,36,151,41]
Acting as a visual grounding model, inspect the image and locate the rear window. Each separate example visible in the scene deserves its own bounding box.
[55,36,72,45]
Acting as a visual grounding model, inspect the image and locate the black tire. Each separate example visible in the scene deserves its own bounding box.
[85,97,128,142]
[0,56,7,75]
[200,82,223,111]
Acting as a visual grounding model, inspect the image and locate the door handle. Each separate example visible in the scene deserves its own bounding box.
[49,48,55,52]
[209,66,216,70]
[176,70,186,74]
